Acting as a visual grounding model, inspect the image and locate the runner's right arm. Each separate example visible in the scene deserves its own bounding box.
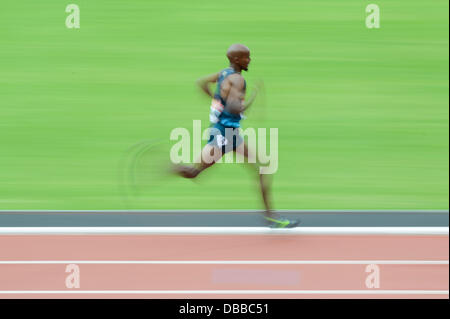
[242,80,263,111]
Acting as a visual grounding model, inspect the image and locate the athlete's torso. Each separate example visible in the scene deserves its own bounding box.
[213,67,246,128]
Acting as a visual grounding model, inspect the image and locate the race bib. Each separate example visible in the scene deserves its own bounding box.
[217,135,228,147]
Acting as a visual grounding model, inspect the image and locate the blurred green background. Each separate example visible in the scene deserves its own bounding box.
[0,0,448,210]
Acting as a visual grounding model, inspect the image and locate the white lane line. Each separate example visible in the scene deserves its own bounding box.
[0,290,447,295]
[0,260,448,265]
[0,227,448,235]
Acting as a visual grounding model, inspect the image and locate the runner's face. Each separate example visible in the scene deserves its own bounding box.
[239,52,251,71]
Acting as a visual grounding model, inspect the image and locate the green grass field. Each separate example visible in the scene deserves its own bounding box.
[0,0,448,210]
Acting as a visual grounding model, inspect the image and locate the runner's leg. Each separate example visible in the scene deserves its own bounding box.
[235,141,299,227]
[173,144,223,178]
[234,141,274,219]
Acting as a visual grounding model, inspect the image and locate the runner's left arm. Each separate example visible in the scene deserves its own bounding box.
[196,72,220,98]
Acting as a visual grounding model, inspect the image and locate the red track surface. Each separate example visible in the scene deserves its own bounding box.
[0,234,448,299]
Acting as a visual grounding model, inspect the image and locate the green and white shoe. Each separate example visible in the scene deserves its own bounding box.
[264,216,300,228]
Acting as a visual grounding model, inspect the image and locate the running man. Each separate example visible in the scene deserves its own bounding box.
[172,44,299,228]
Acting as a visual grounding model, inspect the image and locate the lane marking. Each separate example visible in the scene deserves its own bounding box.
[0,290,447,295]
[0,209,448,214]
[0,226,448,235]
[0,260,448,265]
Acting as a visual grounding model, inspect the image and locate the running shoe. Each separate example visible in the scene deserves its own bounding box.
[264,216,300,228]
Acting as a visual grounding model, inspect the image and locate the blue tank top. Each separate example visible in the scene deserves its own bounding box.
[213,68,246,128]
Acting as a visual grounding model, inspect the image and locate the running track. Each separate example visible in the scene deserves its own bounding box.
[0,210,448,299]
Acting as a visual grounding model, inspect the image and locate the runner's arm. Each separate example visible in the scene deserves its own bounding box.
[196,73,220,98]
[243,80,263,111]
[223,75,245,113]
[243,91,257,111]
[225,75,262,113]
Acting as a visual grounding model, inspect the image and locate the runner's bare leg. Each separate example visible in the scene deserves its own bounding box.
[234,142,274,219]
[172,144,223,178]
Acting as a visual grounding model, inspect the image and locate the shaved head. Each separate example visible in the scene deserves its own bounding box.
[226,43,251,72]
[226,43,250,61]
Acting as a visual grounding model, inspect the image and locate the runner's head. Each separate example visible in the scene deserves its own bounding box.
[227,44,251,71]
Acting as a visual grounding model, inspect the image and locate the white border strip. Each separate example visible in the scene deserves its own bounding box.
[0,260,448,265]
[0,227,448,235]
[0,290,447,295]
